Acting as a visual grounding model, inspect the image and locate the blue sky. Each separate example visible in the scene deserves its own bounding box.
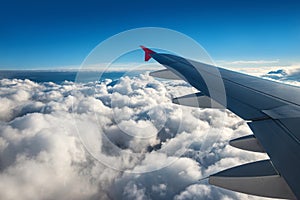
[0,0,299,69]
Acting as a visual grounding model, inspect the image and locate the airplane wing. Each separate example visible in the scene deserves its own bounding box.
[141,46,300,199]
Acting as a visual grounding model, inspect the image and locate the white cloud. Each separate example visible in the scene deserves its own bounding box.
[226,60,279,65]
[216,59,280,69]
[0,71,288,200]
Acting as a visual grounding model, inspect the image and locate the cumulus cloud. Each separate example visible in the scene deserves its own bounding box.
[226,65,300,87]
[0,72,283,200]
[261,67,300,86]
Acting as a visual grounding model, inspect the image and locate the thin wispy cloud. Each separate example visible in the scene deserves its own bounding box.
[217,59,280,66]
[12,63,163,72]
[230,60,279,65]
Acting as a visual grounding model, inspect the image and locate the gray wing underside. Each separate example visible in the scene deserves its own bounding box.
[149,53,300,199]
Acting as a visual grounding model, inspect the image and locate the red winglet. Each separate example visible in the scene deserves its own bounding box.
[140,45,156,61]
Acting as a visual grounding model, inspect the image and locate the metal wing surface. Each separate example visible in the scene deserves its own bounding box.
[141,46,300,199]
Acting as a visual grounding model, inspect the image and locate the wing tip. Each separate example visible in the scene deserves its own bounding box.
[140,45,156,61]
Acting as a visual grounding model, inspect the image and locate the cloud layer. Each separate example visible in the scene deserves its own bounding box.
[0,71,289,200]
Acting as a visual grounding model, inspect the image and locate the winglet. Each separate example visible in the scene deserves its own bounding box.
[140,45,156,61]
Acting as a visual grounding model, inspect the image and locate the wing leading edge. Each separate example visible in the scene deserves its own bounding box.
[141,46,300,199]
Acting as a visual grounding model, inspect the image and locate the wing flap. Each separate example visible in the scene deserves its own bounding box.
[248,119,300,198]
[150,69,182,80]
[172,92,224,108]
[209,160,296,199]
[229,135,265,153]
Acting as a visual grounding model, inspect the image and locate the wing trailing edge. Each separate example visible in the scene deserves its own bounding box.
[209,160,296,199]
[229,135,265,153]
[172,92,224,109]
[149,69,182,80]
